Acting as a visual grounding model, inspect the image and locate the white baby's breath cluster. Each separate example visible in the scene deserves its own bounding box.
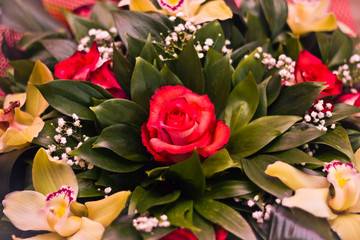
[46,113,93,169]
[302,143,319,157]
[252,204,272,223]
[335,53,360,86]
[77,27,121,65]
[303,100,335,132]
[132,214,170,232]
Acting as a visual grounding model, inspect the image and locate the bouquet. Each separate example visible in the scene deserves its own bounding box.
[1,0,360,239]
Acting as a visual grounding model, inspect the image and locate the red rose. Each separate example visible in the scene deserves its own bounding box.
[141,86,230,164]
[159,227,227,240]
[295,50,342,99]
[337,92,360,117]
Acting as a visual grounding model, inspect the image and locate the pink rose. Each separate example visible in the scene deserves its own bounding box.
[141,86,230,164]
[295,50,342,99]
[337,92,360,117]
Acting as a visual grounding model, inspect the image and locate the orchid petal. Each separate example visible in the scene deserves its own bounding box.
[7,117,44,144]
[70,201,88,217]
[293,0,329,22]
[32,148,78,197]
[3,93,26,109]
[329,214,360,240]
[2,190,52,231]
[85,191,131,227]
[265,161,329,191]
[14,108,34,126]
[0,128,30,153]
[25,61,53,118]
[12,233,65,240]
[192,0,232,24]
[54,216,82,237]
[282,188,336,219]
[68,217,104,240]
[354,148,360,172]
[130,0,160,12]
[288,13,337,35]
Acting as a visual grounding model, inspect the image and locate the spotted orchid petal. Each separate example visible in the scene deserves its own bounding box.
[12,233,65,240]
[2,190,52,231]
[282,188,336,219]
[329,213,360,240]
[85,191,131,227]
[157,0,185,13]
[325,161,360,212]
[25,60,53,118]
[265,161,329,191]
[191,0,233,24]
[3,93,26,109]
[68,217,105,240]
[32,148,78,197]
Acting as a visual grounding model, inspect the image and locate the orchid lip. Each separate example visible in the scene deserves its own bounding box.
[46,185,75,204]
[157,0,184,12]
[323,160,355,173]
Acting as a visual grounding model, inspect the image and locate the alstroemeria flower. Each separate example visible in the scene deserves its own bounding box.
[287,0,337,35]
[0,61,53,153]
[265,156,360,240]
[2,148,131,240]
[123,0,232,24]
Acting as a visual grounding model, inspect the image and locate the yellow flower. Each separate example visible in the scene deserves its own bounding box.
[265,152,360,240]
[2,148,131,240]
[0,61,53,153]
[287,0,337,35]
[123,0,232,24]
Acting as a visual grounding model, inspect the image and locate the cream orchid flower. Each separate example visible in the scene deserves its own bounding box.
[2,148,131,240]
[265,154,360,240]
[0,61,53,153]
[122,0,232,24]
[287,0,337,35]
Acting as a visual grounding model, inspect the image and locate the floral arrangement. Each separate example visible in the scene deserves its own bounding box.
[1,0,360,239]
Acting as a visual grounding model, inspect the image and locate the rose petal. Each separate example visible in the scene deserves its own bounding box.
[329,214,360,240]
[2,191,52,231]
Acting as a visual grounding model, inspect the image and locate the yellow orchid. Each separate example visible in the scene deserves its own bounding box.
[123,0,232,24]
[287,0,337,35]
[2,148,131,240]
[0,61,53,153]
[265,152,360,240]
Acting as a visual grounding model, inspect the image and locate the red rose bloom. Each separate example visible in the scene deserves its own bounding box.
[295,50,342,99]
[160,227,227,240]
[337,92,360,117]
[141,85,230,164]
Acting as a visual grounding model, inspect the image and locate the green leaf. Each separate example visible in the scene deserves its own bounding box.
[77,178,104,198]
[194,20,225,52]
[194,198,256,240]
[18,31,66,50]
[193,211,215,240]
[63,11,106,42]
[241,155,292,198]
[91,98,148,129]
[129,186,147,214]
[225,72,259,131]
[316,32,331,63]
[254,77,269,118]
[112,45,133,96]
[166,150,205,198]
[166,200,196,230]
[103,215,142,240]
[268,82,326,116]
[265,123,325,152]
[93,124,148,162]
[113,10,170,48]
[131,57,165,111]
[231,40,266,68]
[90,1,118,29]
[160,65,184,86]
[328,29,353,68]
[71,137,143,173]
[40,39,77,62]
[36,80,110,120]
[268,205,340,240]
[271,148,324,165]
[284,36,302,60]
[204,54,231,116]
[312,125,355,163]
[232,49,265,85]
[204,180,258,199]
[8,60,35,89]
[140,34,163,70]
[127,35,147,66]
[176,38,205,95]
[259,0,287,39]
[325,103,360,126]
[264,69,283,106]
[245,12,268,42]
[202,149,235,178]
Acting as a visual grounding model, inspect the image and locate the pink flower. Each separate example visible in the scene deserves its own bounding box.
[336,92,360,117]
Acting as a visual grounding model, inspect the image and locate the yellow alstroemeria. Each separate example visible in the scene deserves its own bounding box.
[287,0,337,35]
[2,148,131,240]
[123,0,232,24]
[0,61,53,153]
[265,152,360,240]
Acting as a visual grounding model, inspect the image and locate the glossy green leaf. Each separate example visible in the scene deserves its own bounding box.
[265,123,325,152]
[194,20,225,52]
[204,180,257,199]
[193,211,215,240]
[71,137,143,173]
[328,29,353,68]
[260,0,287,39]
[91,98,148,129]
[312,125,355,163]
[202,149,235,178]
[77,178,104,198]
[36,80,110,120]
[316,32,331,63]
[268,205,340,240]
[112,45,133,95]
[166,200,196,230]
[245,12,268,42]
[160,65,183,86]
[127,34,147,66]
[18,31,66,50]
[325,103,360,126]
[140,34,163,70]
[225,72,259,131]
[166,150,205,198]
[40,39,77,62]
[271,148,324,165]
[93,124,148,162]
[232,50,265,85]
[285,36,302,60]
[231,41,266,67]
[264,69,282,106]
[113,10,170,48]
[131,57,165,111]
[194,198,257,240]
[103,215,142,240]
[8,60,35,89]
[176,38,205,95]
[241,155,292,198]
[268,82,325,116]
[254,77,269,118]
[129,186,147,214]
